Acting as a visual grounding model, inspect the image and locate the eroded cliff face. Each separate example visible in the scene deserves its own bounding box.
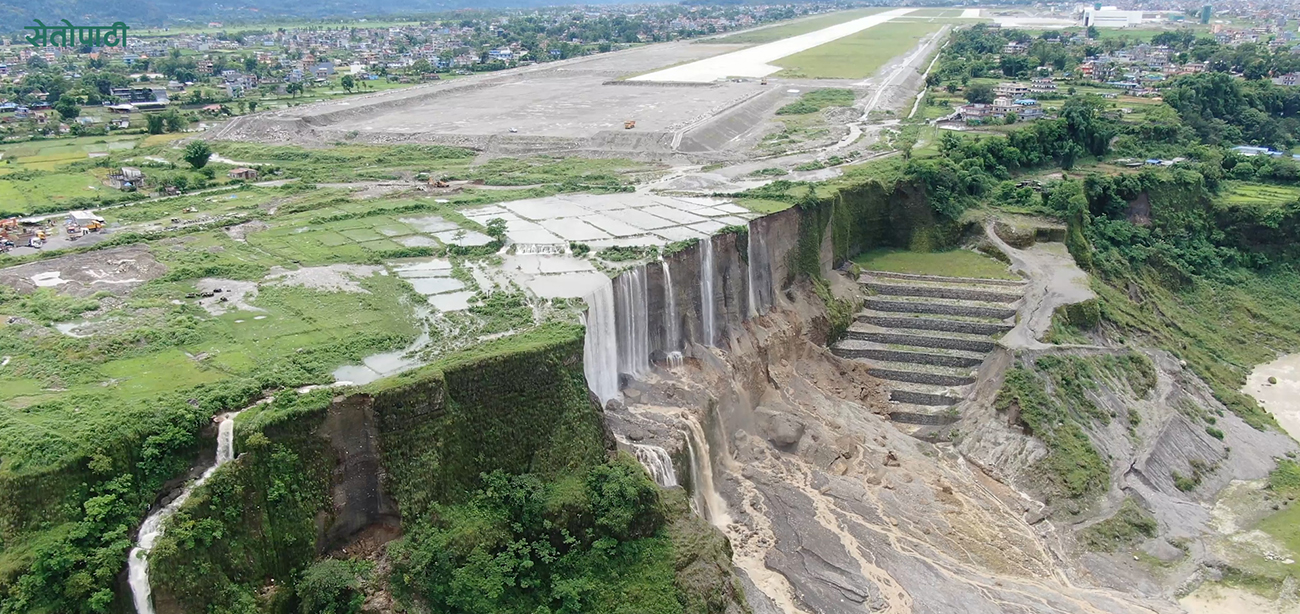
[608,279,1188,613]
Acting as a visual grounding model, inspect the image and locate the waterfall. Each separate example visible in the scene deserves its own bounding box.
[630,443,678,488]
[129,412,243,614]
[661,259,679,354]
[682,413,732,529]
[614,266,650,378]
[582,279,620,407]
[699,237,715,347]
[746,220,770,318]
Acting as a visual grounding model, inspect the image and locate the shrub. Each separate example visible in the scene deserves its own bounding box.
[297,560,369,614]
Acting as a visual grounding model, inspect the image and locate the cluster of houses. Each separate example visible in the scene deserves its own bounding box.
[955,79,1056,124]
[103,166,259,193]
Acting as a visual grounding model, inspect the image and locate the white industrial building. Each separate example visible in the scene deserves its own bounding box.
[1083,6,1146,28]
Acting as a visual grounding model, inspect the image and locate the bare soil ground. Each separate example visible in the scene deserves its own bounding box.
[0,245,166,297]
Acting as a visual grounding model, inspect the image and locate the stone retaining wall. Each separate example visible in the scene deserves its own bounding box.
[832,347,983,368]
[861,315,1012,336]
[848,331,995,353]
[866,299,1016,320]
[867,368,975,387]
[863,282,1020,304]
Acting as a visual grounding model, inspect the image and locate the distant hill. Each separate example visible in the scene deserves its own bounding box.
[3,0,646,29]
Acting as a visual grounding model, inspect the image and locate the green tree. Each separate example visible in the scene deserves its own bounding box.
[297,560,366,614]
[340,74,355,92]
[146,113,165,134]
[183,141,212,170]
[163,109,188,133]
[54,98,80,120]
[485,217,507,241]
[287,82,304,98]
[965,83,994,104]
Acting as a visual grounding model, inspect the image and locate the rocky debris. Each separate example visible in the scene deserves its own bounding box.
[264,264,383,294]
[883,450,901,467]
[757,409,805,448]
[612,283,1174,613]
[196,279,262,316]
[1140,539,1185,564]
[224,220,270,242]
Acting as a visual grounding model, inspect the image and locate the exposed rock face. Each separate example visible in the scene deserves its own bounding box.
[615,283,1179,613]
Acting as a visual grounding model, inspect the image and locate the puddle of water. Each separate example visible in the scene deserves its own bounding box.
[398,235,439,247]
[391,258,452,273]
[398,216,460,233]
[333,307,433,385]
[405,277,465,295]
[54,322,94,338]
[435,229,493,246]
[428,291,475,312]
[1245,354,1300,440]
[32,272,68,287]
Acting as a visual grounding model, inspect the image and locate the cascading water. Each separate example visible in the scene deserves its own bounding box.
[746,219,771,318]
[630,443,678,488]
[129,412,243,614]
[582,279,620,406]
[682,413,732,529]
[661,259,683,369]
[614,265,650,378]
[699,237,716,347]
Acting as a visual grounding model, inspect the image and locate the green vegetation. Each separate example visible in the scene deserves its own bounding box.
[183,141,213,170]
[995,367,1110,501]
[775,89,856,116]
[701,7,887,45]
[853,247,1016,280]
[145,323,746,612]
[774,22,942,80]
[296,559,373,614]
[597,245,659,262]
[389,457,683,614]
[1080,498,1158,552]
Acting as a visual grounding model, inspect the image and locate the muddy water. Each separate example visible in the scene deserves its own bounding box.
[1183,354,1300,614]
[1180,583,1300,614]
[1244,354,1300,440]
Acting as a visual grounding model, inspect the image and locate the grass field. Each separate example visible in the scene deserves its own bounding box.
[854,248,1018,280]
[773,21,943,79]
[699,7,887,45]
[1219,182,1300,206]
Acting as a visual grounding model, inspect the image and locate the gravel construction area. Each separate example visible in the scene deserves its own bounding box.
[210,17,938,160]
[0,246,166,297]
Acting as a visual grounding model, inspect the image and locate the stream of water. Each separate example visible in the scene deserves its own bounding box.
[630,443,678,488]
[128,412,243,614]
[1244,353,1300,440]
[615,265,651,378]
[699,237,715,347]
[583,278,620,406]
[682,412,732,529]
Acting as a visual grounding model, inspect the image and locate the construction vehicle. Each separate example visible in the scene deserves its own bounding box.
[624,120,636,130]
[85,220,104,232]
[430,179,450,188]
